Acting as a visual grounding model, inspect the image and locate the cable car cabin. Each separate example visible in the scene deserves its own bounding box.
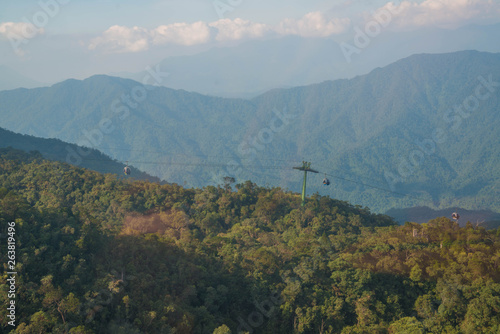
[323,178,330,186]
[124,166,131,175]
[452,212,460,220]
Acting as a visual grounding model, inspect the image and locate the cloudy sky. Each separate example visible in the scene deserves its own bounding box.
[1,0,499,83]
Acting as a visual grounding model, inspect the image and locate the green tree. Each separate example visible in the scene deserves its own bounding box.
[213,324,232,334]
[388,317,424,334]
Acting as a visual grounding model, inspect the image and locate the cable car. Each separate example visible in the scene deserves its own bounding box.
[124,162,131,175]
[323,177,330,186]
[452,212,459,220]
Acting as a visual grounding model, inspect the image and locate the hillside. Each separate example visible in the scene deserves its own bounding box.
[0,149,499,333]
[0,51,498,213]
[0,127,160,183]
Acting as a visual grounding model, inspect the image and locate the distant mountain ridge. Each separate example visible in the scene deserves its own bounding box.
[116,36,349,98]
[0,50,498,213]
[0,65,47,91]
[386,206,500,228]
[115,24,500,98]
[0,127,160,182]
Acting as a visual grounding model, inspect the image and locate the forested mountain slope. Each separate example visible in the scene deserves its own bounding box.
[0,51,498,213]
[0,127,160,183]
[1,149,499,333]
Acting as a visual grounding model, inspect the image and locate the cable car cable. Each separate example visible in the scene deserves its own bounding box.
[316,171,425,201]
[75,155,425,201]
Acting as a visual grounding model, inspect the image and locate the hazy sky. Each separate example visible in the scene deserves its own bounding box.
[1,0,499,83]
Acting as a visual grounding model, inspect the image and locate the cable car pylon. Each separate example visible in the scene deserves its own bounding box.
[293,161,319,206]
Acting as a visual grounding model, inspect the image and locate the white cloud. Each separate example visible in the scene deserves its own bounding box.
[0,22,45,56]
[88,25,150,53]
[380,0,500,29]
[209,18,271,41]
[277,12,351,37]
[87,0,500,54]
[88,12,351,53]
[89,22,212,53]
[152,21,212,46]
[0,22,44,40]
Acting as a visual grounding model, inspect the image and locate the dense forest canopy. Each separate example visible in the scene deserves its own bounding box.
[1,148,499,333]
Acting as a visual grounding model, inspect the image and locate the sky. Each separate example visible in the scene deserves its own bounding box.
[1,0,500,83]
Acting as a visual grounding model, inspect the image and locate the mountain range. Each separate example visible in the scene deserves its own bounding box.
[0,50,498,214]
[116,24,500,97]
[2,24,500,98]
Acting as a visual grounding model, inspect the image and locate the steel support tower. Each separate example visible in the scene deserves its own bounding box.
[293,161,318,206]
